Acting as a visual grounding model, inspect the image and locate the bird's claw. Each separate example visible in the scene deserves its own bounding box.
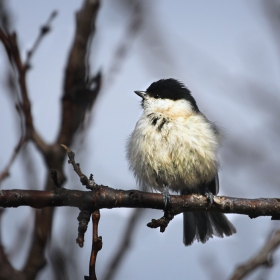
[205,188,214,205]
[162,186,171,209]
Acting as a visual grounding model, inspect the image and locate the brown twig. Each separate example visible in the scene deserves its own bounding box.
[57,0,101,146]
[0,26,46,152]
[0,30,30,126]
[0,42,46,183]
[76,210,92,248]
[24,11,57,70]
[147,211,174,233]
[229,230,280,280]
[61,144,97,247]
[0,20,53,278]
[85,211,102,280]
[61,144,96,189]
[0,136,26,183]
[0,15,48,280]
[0,29,29,142]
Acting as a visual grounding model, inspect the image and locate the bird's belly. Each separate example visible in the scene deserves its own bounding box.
[127,117,219,193]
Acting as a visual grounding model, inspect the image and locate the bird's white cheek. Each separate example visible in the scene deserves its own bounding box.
[144,98,193,118]
[145,98,168,111]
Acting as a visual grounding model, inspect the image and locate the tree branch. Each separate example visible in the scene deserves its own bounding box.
[1,188,280,219]
[1,0,100,279]
[20,1,101,278]
[0,244,24,280]
[0,207,24,280]
[0,15,49,156]
[85,211,102,280]
[61,144,96,189]
[229,230,280,280]
[25,11,57,70]
[0,136,25,183]
[57,0,101,146]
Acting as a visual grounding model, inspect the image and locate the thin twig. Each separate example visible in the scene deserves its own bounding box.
[0,136,26,184]
[147,211,174,233]
[229,230,280,280]
[61,144,96,189]
[0,27,47,151]
[24,11,57,70]
[86,211,102,280]
[61,143,97,247]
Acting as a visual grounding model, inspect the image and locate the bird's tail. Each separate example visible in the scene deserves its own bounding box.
[183,212,236,246]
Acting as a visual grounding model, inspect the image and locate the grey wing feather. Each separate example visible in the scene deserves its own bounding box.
[207,173,219,195]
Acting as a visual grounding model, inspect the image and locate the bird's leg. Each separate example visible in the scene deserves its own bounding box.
[204,187,214,205]
[162,184,171,209]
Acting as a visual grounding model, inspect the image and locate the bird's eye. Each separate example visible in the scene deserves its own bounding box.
[154,94,160,99]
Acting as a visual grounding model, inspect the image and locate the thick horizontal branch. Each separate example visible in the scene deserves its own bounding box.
[0,187,280,219]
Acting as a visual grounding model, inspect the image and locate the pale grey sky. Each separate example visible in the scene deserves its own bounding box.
[1,0,280,279]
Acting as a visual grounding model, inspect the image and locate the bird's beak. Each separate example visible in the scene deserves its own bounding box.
[134,91,146,99]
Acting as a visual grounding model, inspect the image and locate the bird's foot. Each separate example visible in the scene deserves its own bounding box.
[162,185,171,209]
[205,188,214,205]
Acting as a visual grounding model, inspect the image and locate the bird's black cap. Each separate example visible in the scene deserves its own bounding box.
[146,78,199,112]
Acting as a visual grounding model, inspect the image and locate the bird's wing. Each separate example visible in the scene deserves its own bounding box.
[207,173,219,195]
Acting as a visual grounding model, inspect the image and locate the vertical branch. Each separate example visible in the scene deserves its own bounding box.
[0,2,26,278]
[0,9,56,179]
[0,209,24,280]
[16,1,101,279]
[85,211,102,280]
[1,0,100,278]
[0,137,25,182]
[25,11,57,69]
[57,0,101,146]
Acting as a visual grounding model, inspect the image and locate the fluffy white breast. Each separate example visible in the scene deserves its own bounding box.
[127,98,220,193]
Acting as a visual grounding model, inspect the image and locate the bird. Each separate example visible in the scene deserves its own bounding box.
[126,78,236,246]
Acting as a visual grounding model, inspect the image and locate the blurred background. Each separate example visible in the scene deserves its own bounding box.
[1,0,280,279]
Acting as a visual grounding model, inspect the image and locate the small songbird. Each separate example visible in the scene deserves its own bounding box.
[127,78,236,245]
